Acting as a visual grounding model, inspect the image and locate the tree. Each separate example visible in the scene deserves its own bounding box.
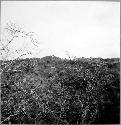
[0,22,39,61]
[0,22,40,124]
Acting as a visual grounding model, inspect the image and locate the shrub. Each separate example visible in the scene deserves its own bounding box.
[1,57,120,124]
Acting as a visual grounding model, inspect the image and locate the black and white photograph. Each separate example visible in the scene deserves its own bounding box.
[0,0,120,124]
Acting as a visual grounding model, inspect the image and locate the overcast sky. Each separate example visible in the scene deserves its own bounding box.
[1,1,120,59]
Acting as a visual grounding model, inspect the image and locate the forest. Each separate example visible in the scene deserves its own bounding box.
[0,56,120,124]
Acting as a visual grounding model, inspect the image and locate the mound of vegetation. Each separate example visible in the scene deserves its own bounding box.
[1,56,120,124]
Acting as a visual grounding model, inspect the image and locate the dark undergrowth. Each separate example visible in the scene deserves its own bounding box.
[0,56,120,124]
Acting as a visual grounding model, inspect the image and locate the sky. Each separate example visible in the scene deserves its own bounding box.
[1,1,120,59]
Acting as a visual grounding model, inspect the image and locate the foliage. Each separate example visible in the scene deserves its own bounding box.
[1,56,120,124]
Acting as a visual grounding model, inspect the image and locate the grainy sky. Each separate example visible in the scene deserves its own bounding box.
[1,1,120,59]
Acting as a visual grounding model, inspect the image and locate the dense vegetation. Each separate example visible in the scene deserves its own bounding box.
[1,56,120,124]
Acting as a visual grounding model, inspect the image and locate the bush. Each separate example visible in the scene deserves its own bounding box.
[1,57,120,124]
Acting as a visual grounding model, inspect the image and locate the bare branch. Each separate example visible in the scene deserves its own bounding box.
[0,22,40,60]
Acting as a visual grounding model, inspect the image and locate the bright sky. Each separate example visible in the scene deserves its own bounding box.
[1,1,120,59]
